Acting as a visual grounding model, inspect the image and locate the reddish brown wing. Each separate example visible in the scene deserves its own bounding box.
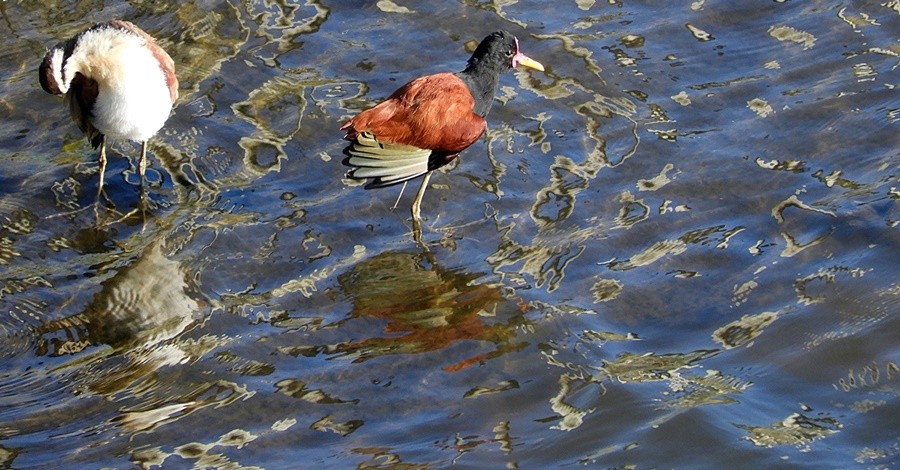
[110,20,179,103]
[343,73,486,153]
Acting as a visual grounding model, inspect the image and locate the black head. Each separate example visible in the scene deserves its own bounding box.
[458,31,544,117]
[464,31,544,74]
[465,31,516,73]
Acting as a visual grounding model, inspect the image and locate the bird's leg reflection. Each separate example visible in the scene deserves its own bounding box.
[139,184,149,229]
[412,216,426,249]
[104,186,148,228]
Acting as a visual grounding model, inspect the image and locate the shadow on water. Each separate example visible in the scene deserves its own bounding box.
[34,239,201,358]
[332,250,520,368]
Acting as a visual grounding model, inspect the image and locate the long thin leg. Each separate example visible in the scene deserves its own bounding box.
[138,140,150,227]
[97,136,108,196]
[391,181,408,210]
[93,137,109,223]
[139,140,148,183]
[411,171,431,222]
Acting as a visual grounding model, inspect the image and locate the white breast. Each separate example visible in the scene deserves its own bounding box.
[67,29,174,143]
[91,44,174,142]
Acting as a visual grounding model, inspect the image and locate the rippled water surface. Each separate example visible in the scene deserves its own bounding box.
[1,1,898,468]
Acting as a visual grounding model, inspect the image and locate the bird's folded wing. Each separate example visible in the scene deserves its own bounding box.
[345,132,432,188]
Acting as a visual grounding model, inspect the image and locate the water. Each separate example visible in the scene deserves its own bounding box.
[1,1,897,468]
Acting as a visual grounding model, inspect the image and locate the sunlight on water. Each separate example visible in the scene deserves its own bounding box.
[0,1,897,468]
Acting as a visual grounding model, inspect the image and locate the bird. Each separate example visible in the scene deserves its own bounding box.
[39,20,178,198]
[341,30,544,222]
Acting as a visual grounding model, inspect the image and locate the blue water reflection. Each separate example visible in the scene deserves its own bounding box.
[0,1,897,468]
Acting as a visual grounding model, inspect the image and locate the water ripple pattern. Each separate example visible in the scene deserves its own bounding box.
[0,1,897,468]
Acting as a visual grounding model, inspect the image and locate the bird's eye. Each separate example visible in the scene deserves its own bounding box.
[506,49,515,57]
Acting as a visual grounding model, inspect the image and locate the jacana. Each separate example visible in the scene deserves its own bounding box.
[341,30,543,222]
[39,20,178,196]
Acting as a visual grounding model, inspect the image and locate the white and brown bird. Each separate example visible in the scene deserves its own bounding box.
[39,20,178,193]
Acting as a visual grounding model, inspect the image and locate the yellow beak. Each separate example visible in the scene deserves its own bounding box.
[514,53,545,72]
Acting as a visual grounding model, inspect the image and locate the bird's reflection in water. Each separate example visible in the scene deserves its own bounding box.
[335,251,524,370]
[35,240,206,393]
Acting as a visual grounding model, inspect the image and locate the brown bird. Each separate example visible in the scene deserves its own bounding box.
[39,20,178,196]
[341,30,544,222]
